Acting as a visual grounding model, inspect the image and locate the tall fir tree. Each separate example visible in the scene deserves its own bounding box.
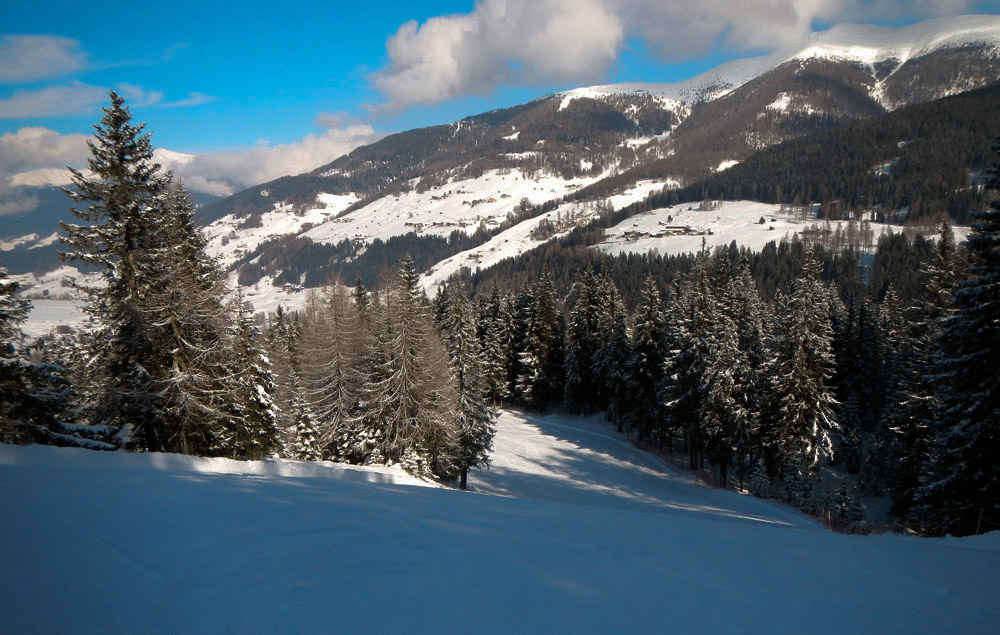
[440,283,496,489]
[60,90,171,450]
[356,256,459,476]
[914,146,1000,536]
[762,249,839,481]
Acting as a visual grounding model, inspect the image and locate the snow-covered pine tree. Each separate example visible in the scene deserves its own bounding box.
[60,90,171,450]
[440,283,496,489]
[914,148,1000,536]
[563,270,601,414]
[479,287,513,404]
[266,305,299,453]
[763,249,839,482]
[516,271,563,410]
[144,182,236,455]
[878,222,957,519]
[624,275,667,444]
[0,266,110,448]
[661,250,718,470]
[291,375,321,461]
[720,258,769,489]
[595,293,631,427]
[227,295,280,459]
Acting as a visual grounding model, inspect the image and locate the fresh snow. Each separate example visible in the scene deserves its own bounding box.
[202,193,359,267]
[557,15,1000,112]
[303,169,600,249]
[1,408,997,632]
[599,201,895,258]
[420,179,671,293]
[21,299,91,337]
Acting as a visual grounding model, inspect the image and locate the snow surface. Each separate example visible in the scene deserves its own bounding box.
[598,200,905,258]
[21,299,90,338]
[420,179,672,293]
[202,193,359,268]
[1,409,998,633]
[558,15,1000,111]
[303,169,600,248]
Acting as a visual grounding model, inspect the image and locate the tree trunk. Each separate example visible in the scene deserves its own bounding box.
[460,467,468,491]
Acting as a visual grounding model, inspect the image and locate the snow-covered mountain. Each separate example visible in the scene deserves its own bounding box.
[6,15,1000,320]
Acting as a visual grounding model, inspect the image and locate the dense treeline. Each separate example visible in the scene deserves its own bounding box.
[0,94,496,488]
[2,93,998,536]
[645,85,1000,224]
[454,198,998,535]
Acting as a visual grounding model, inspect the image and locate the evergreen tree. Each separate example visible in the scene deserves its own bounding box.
[624,275,667,443]
[227,296,280,459]
[516,271,563,410]
[479,288,513,404]
[880,223,957,517]
[563,270,601,414]
[144,183,236,455]
[440,283,496,489]
[914,147,1000,536]
[0,266,106,448]
[355,256,459,476]
[763,250,839,481]
[60,90,171,450]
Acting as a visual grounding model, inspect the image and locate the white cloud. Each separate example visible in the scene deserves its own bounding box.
[372,0,623,113]
[0,35,87,83]
[157,125,383,196]
[0,82,109,118]
[370,0,982,111]
[0,121,381,217]
[0,82,217,119]
[0,127,89,216]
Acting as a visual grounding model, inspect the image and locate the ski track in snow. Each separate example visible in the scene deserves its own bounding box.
[2,408,999,632]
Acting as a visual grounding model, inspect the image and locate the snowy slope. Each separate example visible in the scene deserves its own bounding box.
[595,200,963,258]
[559,14,1000,109]
[2,410,999,633]
[302,169,597,247]
[420,179,671,293]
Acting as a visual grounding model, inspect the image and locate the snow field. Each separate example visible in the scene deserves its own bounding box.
[419,179,670,293]
[1,409,998,633]
[598,200,906,258]
[302,168,600,247]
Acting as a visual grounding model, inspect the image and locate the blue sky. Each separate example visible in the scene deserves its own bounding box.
[2,0,999,201]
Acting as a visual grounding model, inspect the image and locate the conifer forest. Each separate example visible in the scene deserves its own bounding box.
[2,89,999,542]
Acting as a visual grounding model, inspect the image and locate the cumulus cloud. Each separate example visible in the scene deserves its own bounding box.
[0,35,88,83]
[370,0,981,111]
[157,124,383,197]
[0,121,380,217]
[0,126,88,216]
[372,0,623,113]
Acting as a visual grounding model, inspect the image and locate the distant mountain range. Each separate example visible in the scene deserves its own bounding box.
[4,14,999,301]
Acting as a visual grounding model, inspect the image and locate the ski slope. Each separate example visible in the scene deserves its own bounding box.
[1,410,998,632]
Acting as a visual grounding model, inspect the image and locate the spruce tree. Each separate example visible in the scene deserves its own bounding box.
[0,266,105,448]
[440,283,496,489]
[228,296,280,459]
[625,275,667,444]
[763,249,839,481]
[60,90,171,450]
[915,147,1000,536]
[356,256,459,475]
